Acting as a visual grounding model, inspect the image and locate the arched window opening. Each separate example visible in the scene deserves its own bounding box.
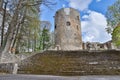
[66,21,71,26]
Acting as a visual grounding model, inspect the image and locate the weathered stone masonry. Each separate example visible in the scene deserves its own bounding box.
[54,8,82,50]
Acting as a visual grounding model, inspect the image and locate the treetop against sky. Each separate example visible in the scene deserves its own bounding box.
[41,0,116,43]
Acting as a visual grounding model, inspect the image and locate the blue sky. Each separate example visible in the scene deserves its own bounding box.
[41,0,116,43]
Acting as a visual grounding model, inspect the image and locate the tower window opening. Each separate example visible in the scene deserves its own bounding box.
[77,25,79,30]
[55,25,57,29]
[77,16,79,20]
[66,21,71,26]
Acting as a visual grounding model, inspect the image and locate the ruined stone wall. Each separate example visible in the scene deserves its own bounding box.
[1,50,120,75]
[17,50,120,75]
[82,41,118,51]
[55,8,82,50]
[0,63,14,73]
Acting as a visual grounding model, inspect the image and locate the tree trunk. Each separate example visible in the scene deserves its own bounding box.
[0,0,22,63]
[11,16,25,50]
[27,29,31,53]
[1,2,7,47]
[0,0,4,8]
[34,37,37,51]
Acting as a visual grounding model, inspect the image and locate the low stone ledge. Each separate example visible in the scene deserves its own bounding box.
[0,63,14,74]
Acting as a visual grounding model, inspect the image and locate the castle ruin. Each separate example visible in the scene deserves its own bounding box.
[54,8,82,50]
[53,8,118,51]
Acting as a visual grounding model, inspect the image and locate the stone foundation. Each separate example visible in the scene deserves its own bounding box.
[17,50,120,76]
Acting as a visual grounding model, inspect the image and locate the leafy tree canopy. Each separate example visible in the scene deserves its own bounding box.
[106,0,120,33]
[112,23,120,46]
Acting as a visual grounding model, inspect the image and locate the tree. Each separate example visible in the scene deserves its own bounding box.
[42,27,50,50]
[14,0,41,53]
[39,21,52,50]
[0,0,56,62]
[0,0,43,62]
[106,0,120,33]
[112,23,120,47]
[1,1,8,47]
[106,0,120,47]
[0,0,4,8]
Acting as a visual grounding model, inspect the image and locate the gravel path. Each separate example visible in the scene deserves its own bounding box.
[0,74,120,80]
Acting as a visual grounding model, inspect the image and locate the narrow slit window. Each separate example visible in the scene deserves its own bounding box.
[77,16,79,20]
[77,25,79,30]
[55,25,57,29]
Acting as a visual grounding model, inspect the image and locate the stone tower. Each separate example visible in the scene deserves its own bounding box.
[54,8,82,50]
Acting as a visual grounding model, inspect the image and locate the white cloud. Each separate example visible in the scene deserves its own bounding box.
[82,15,89,19]
[69,0,92,11]
[81,10,111,43]
[96,0,101,2]
[84,34,95,42]
[62,4,66,8]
